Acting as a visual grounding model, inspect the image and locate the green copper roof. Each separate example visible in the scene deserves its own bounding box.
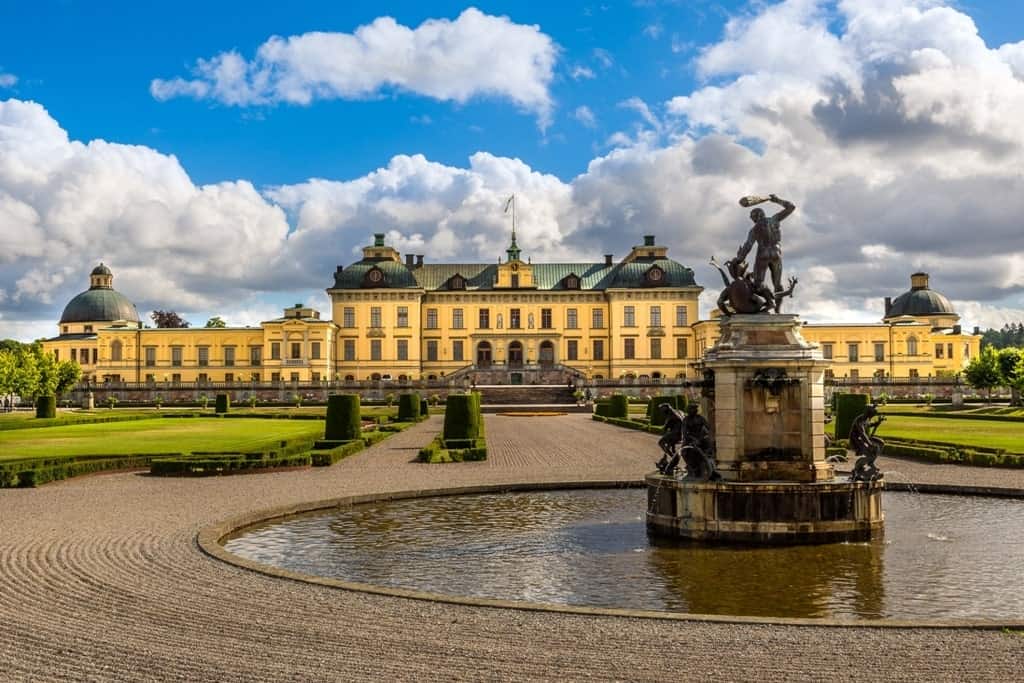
[59,288,140,324]
[885,288,956,318]
[330,257,697,291]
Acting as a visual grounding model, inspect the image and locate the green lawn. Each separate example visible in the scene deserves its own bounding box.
[0,418,325,460]
[847,415,1024,453]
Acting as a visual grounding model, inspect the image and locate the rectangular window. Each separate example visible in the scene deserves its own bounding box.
[479,308,490,329]
[171,347,183,367]
[453,340,464,362]
[270,342,281,360]
[311,342,321,360]
[397,306,409,328]
[510,308,521,329]
[343,307,355,328]
[592,308,604,329]
[824,369,834,380]
[197,373,208,384]
[225,373,234,383]
[224,347,235,367]
[567,339,578,361]
[271,372,280,383]
[53,349,59,361]
[935,343,944,359]
[566,308,577,329]
[874,342,885,362]
[426,308,438,329]
[290,342,302,360]
[909,368,919,379]
[650,306,661,327]
[511,274,520,289]
[947,343,953,359]
[343,339,356,361]
[370,339,382,361]
[623,306,636,327]
[290,372,299,383]
[91,349,97,365]
[145,374,155,384]
[541,308,553,329]
[71,348,77,362]
[83,325,93,333]
[426,340,438,361]
[676,337,688,359]
[847,343,859,362]
[453,308,464,329]
[145,347,156,367]
[198,347,209,367]
[171,373,181,383]
[624,338,636,359]
[250,346,262,366]
[675,306,688,327]
[311,372,320,383]
[822,343,833,359]
[593,339,605,361]
[850,369,859,380]
[650,338,661,359]
[251,372,261,383]
[397,339,409,361]
[370,306,382,328]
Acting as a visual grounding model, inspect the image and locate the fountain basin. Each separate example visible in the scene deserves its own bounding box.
[646,474,884,544]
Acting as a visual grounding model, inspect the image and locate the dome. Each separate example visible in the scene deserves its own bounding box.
[59,288,140,324]
[91,263,112,276]
[884,272,956,319]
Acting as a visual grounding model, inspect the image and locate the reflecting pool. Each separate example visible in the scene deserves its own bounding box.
[224,489,1024,620]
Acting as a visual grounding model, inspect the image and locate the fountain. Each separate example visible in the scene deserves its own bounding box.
[646,195,884,544]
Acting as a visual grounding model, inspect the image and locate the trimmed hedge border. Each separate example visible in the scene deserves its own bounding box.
[881,410,1024,424]
[592,414,662,435]
[883,437,1024,468]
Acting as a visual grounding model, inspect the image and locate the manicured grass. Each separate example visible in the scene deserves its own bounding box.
[885,404,1024,418]
[840,415,1024,453]
[0,418,324,461]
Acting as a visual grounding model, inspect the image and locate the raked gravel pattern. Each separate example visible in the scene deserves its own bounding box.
[1,413,1023,682]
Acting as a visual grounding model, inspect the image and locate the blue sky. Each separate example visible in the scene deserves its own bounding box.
[3,1,1024,339]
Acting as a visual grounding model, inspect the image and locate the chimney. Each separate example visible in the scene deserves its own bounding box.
[973,326,981,335]
[405,254,415,268]
[335,265,343,274]
[373,233,386,247]
[604,254,613,266]
[884,296,892,316]
[416,255,424,268]
[953,324,961,334]
[643,235,656,247]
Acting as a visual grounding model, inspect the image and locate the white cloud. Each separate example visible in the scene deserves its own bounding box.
[570,65,595,80]
[0,72,16,88]
[573,105,597,128]
[643,23,664,40]
[150,9,558,126]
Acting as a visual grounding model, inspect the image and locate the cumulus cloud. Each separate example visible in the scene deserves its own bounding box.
[5,1,1024,339]
[150,8,558,126]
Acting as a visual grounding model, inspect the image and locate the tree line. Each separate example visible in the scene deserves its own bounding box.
[0,341,82,407]
[964,345,1024,404]
[981,323,1024,350]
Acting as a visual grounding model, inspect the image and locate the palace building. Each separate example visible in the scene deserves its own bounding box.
[41,236,980,387]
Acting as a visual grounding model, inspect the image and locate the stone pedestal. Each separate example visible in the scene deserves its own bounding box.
[646,314,884,544]
[81,391,94,410]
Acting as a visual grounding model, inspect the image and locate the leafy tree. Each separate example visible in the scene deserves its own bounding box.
[981,323,1024,350]
[996,348,1023,406]
[55,360,82,396]
[204,316,227,328]
[0,339,29,353]
[964,346,1002,402]
[151,310,190,328]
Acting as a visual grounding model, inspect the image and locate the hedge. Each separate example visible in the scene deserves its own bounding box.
[0,412,175,431]
[311,440,365,466]
[418,433,487,463]
[325,394,361,440]
[420,398,429,416]
[398,393,422,422]
[1,453,178,488]
[443,393,480,441]
[834,393,869,441]
[34,395,56,419]
[592,414,661,435]
[608,394,629,419]
[215,394,230,414]
[151,452,310,476]
[883,438,1024,468]
[647,394,685,426]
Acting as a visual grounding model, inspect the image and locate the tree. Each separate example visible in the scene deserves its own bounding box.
[151,310,190,328]
[0,339,29,353]
[997,347,1024,406]
[204,316,227,328]
[55,360,82,396]
[981,323,1024,350]
[964,346,1002,402]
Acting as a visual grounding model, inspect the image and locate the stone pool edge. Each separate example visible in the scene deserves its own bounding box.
[196,479,1024,631]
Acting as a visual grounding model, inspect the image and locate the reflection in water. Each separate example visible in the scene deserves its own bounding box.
[224,490,1024,620]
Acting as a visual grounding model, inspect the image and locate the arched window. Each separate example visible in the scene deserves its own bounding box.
[344,374,355,382]
[110,340,123,362]
[907,336,918,356]
[476,341,492,368]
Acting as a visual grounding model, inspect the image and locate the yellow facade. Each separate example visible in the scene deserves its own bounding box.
[43,257,977,388]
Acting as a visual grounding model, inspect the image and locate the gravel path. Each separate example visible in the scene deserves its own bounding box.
[1,414,1022,682]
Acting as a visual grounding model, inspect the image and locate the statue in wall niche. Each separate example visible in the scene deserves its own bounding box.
[736,193,795,298]
[656,403,720,481]
[528,312,535,329]
[497,313,503,329]
[849,404,886,483]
